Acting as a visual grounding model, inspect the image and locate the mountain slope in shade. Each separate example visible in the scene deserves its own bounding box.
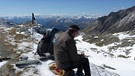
[83,6,135,34]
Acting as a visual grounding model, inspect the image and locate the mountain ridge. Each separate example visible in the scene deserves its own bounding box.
[82,5,135,35]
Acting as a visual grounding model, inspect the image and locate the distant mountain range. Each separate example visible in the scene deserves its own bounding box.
[2,6,135,34]
[83,5,135,35]
[0,18,16,27]
[1,15,97,30]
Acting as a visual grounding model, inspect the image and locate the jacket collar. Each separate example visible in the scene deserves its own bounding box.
[66,29,74,39]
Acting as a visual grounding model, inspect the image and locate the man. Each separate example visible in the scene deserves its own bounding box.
[54,25,91,76]
[36,28,58,60]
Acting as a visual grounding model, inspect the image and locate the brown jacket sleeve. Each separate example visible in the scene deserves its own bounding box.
[66,39,80,64]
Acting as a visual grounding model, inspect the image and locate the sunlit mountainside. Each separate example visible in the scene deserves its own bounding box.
[83,6,135,34]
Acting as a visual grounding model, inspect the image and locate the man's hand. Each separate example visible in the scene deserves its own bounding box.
[78,51,85,58]
[78,51,90,58]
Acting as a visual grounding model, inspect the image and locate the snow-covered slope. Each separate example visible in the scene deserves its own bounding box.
[76,34,135,76]
[13,34,119,76]
[13,29,120,76]
[0,26,135,76]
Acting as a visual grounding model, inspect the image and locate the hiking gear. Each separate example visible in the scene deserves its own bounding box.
[49,63,65,76]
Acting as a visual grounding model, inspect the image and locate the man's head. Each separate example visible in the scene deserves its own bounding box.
[69,24,80,31]
[68,24,80,38]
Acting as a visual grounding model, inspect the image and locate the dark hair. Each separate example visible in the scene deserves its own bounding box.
[68,24,80,34]
[69,24,80,31]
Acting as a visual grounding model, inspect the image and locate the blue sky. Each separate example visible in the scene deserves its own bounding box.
[0,0,134,16]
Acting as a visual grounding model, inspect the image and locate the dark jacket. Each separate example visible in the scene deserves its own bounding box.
[37,28,58,57]
[54,30,81,70]
[37,36,53,56]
